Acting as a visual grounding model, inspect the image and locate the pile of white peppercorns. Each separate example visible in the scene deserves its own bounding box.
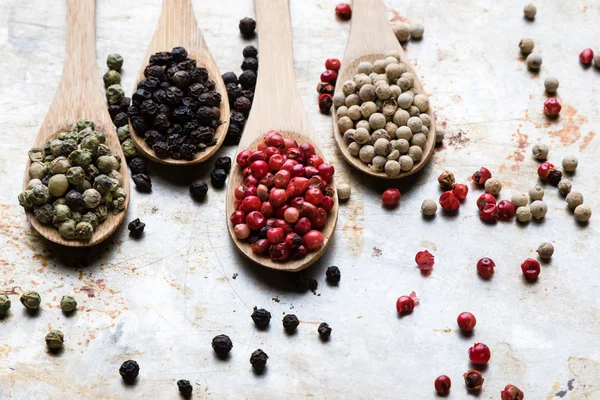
[334,50,431,177]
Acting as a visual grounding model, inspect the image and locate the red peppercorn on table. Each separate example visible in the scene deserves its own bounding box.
[1,0,600,398]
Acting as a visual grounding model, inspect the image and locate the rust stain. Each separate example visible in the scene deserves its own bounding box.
[30,280,39,286]
[389,9,411,23]
[579,131,596,151]
[32,253,48,273]
[95,279,106,290]
[341,200,364,258]
[2,286,22,295]
[506,128,529,170]
[78,286,95,298]
[547,105,588,145]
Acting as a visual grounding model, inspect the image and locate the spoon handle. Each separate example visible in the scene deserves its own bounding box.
[150,0,202,50]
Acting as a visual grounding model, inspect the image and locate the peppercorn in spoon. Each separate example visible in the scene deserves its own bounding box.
[225,0,339,272]
[22,0,130,247]
[128,0,230,165]
[332,0,436,179]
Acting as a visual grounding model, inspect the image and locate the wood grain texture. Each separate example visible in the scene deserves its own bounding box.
[225,0,338,272]
[332,0,436,179]
[128,0,230,165]
[22,0,130,248]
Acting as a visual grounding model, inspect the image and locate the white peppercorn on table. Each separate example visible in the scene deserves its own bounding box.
[1,0,599,398]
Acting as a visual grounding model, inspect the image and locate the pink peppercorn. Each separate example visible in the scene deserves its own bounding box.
[335,3,352,20]
[415,250,435,272]
[497,200,515,220]
[320,70,338,85]
[544,98,561,117]
[580,48,594,65]
[439,191,460,211]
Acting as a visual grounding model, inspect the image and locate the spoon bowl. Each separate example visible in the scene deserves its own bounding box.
[128,0,230,165]
[332,0,436,179]
[225,0,338,272]
[22,0,129,247]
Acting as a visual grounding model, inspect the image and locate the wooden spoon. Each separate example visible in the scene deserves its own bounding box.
[225,0,339,272]
[332,0,436,179]
[22,0,130,247]
[128,0,230,165]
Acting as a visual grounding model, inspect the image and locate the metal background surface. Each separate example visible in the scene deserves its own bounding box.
[1,0,599,398]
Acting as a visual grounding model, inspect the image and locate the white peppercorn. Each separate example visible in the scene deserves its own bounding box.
[343,129,355,144]
[354,74,372,89]
[544,76,559,93]
[574,204,592,222]
[382,57,398,69]
[369,113,386,130]
[385,122,398,138]
[356,120,371,131]
[421,125,429,135]
[348,142,361,156]
[337,116,353,134]
[348,105,362,120]
[359,145,376,163]
[410,24,424,39]
[562,155,578,172]
[396,126,412,141]
[374,75,389,86]
[385,50,402,61]
[399,155,414,171]
[358,84,376,102]
[530,200,547,219]
[536,242,554,259]
[335,183,351,202]
[531,143,549,160]
[390,85,402,98]
[354,128,370,145]
[408,106,420,117]
[401,72,414,87]
[372,129,390,142]
[484,178,502,195]
[337,105,349,118]
[371,155,387,171]
[374,138,391,156]
[345,93,360,107]
[376,84,393,100]
[595,54,600,69]
[413,94,429,112]
[373,59,385,73]
[558,179,572,196]
[394,138,410,153]
[369,72,379,82]
[375,99,384,111]
[385,63,403,81]
[411,133,427,149]
[384,160,400,176]
[397,76,411,91]
[387,149,400,160]
[516,206,531,222]
[511,193,528,208]
[360,102,377,118]
[397,93,414,109]
[566,191,583,209]
[421,199,437,216]
[523,3,537,19]
[407,116,423,133]
[435,130,445,143]
[393,109,410,126]
[529,185,544,200]
[342,80,357,95]
[393,23,411,42]
[419,113,431,127]
[519,38,534,55]
[526,53,542,70]
[408,145,423,162]
[357,61,373,75]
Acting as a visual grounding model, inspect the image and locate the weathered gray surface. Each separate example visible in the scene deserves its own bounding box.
[1,0,599,398]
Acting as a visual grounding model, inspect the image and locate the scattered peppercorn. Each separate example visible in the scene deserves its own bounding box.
[251,306,271,328]
[337,183,351,200]
[20,291,41,311]
[45,329,64,351]
[421,199,437,216]
[224,48,258,145]
[477,257,495,278]
[523,3,536,19]
[128,157,147,174]
[526,53,542,70]
[521,257,541,281]
[250,349,268,371]
[177,380,193,398]
[579,48,594,66]
[516,206,531,222]
[566,191,584,209]
[435,375,451,396]
[239,17,256,38]
[393,23,411,42]
[132,173,152,192]
[469,342,491,365]
[119,360,140,383]
[282,314,300,332]
[60,295,77,313]
[382,188,401,207]
[530,200,547,219]
[326,266,341,283]
[536,242,554,259]
[562,155,578,172]
[189,179,209,200]
[439,191,460,212]
[437,171,455,190]
[410,24,425,40]
[415,250,435,273]
[211,168,227,188]
[472,167,492,185]
[318,94,333,114]
[574,204,592,222]
[290,270,319,291]
[519,38,534,55]
[543,97,561,117]
[107,53,124,71]
[211,334,233,355]
[501,384,524,400]
[558,179,572,196]
[335,3,352,20]
[484,178,502,195]
[531,143,549,160]
[544,76,559,93]
[463,370,484,391]
[128,218,145,237]
[511,193,528,208]
[529,185,544,200]
[452,184,468,201]
[215,156,232,173]
[0,294,11,316]
[396,295,415,314]
[318,322,332,339]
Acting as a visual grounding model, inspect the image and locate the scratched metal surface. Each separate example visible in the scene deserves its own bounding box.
[1,0,600,398]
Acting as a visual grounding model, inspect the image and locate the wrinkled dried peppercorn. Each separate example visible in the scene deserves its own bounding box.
[318,322,332,339]
[239,70,257,89]
[251,306,271,328]
[215,156,232,172]
[548,169,563,186]
[225,125,242,145]
[119,360,140,383]
[326,266,341,283]
[177,380,193,398]
[211,334,233,355]
[132,173,152,192]
[108,105,122,119]
[128,158,147,174]
[243,45,258,58]
[120,97,131,111]
[282,314,299,332]
[250,349,268,371]
[241,57,259,72]
[234,97,252,114]
[128,218,146,237]
[211,168,227,188]
[290,270,318,291]
[189,179,209,200]
[152,141,170,158]
[230,111,246,127]
[113,112,129,127]
[239,17,256,38]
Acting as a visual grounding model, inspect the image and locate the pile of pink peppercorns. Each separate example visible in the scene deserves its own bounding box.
[231,131,335,262]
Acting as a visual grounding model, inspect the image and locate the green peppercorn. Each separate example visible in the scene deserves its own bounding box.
[121,139,138,159]
[20,291,41,311]
[76,119,95,131]
[0,294,11,316]
[103,70,121,87]
[117,125,131,143]
[59,219,77,239]
[106,84,125,105]
[34,204,54,224]
[45,329,64,350]
[106,53,123,71]
[75,221,94,240]
[60,295,77,313]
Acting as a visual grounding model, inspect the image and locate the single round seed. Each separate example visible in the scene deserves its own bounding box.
[526,53,543,70]
[523,3,537,19]
[421,199,437,216]
[511,193,528,208]
[574,204,592,222]
[566,191,583,209]
[529,185,544,200]
[537,242,554,259]
[519,38,535,55]
[562,155,578,172]
[532,143,549,160]
[544,76,559,93]
[516,206,531,222]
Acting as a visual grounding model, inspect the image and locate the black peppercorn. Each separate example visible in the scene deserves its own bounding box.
[127,105,139,117]
[65,190,84,209]
[318,322,332,339]
[113,112,129,127]
[140,99,159,118]
[171,46,188,62]
[119,360,140,383]
[249,349,268,371]
[177,380,193,398]
[241,57,259,72]
[251,306,271,328]
[152,141,170,158]
[149,51,172,65]
[144,64,166,81]
[239,17,257,38]
[548,170,563,186]
[282,314,299,332]
[120,97,131,112]
[225,124,242,146]
[132,88,152,105]
[165,86,184,106]
[230,111,246,128]
[196,106,214,124]
[180,144,197,160]
[222,71,238,85]
[128,157,147,174]
[173,70,191,89]
[128,218,146,237]
[211,168,227,188]
[189,179,208,200]
[226,83,243,105]
[130,115,148,135]
[211,334,233,355]
[241,90,255,102]
[188,83,206,98]
[144,130,165,147]
[325,266,341,283]
[243,45,258,58]
[215,156,231,173]
[290,270,318,291]
[234,97,252,114]
[153,114,170,133]
[141,76,161,92]
[132,173,152,192]
[108,105,122,119]
[239,70,257,89]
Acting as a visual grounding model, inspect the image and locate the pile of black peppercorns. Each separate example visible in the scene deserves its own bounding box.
[129,46,223,161]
